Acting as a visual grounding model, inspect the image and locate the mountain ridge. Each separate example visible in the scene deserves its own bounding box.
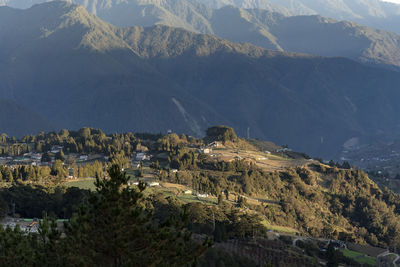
[1,2,400,158]
[3,0,400,69]
[200,0,400,33]
[0,99,54,136]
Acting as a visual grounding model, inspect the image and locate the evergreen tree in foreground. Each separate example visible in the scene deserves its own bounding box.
[0,165,210,266]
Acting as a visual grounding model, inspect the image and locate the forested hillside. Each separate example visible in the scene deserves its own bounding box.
[1,126,400,265]
[1,2,400,157]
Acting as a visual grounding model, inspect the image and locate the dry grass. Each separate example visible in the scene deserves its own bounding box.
[209,147,314,172]
[161,182,190,191]
[261,220,300,234]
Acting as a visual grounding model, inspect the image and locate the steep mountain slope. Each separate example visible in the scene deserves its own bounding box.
[0,99,54,136]
[81,0,215,34]
[119,25,400,157]
[198,0,293,14]
[0,2,226,136]
[2,2,400,158]
[268,13,400,68]
[3,0,400,69]
[208,6,400,68]
[1,0,216,33]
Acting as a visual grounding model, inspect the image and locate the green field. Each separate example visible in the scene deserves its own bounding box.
[261,220,300,234]
[64,178,97,190]
[178,193,217,205]
[340,249,377,266]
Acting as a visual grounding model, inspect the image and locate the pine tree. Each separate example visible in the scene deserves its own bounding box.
[63,165,210,266]
[326,243,339,267]
[0,225,38,265]
[41,152,52,163]
[55,150,65,161]
[218,194,223,205]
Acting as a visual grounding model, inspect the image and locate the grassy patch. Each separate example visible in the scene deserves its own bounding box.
[261,220,299,234]
[178,194,217,205]
[340,249,376,266]
[64,178,96,190]
[144,184,218,205]
[341,249,364,258]
[268,154,290,161]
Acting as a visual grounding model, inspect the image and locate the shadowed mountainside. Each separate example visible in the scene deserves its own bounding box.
[1,2,400,158]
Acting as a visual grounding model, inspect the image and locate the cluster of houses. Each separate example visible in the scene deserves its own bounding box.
[200,141,222,153]
[0,152,43,166]
[198,141,288,162]
[0,144,104,168]
[181,189,209,198]
[131,151,151,168]
[0,145,65,166]
[128,180,159,187]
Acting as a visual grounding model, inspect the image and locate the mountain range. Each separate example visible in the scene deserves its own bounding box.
[202,0,400,28]
[2,2,400,158]
[180,0,400,34]
[2,0,400,69]
[4,0,400,27]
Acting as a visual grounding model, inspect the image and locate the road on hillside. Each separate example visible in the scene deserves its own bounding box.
[377,251,400,267]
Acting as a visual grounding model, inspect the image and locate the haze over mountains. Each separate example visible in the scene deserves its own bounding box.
[2,0,400,70]
[4,0,400,27]
[193,0,400,34]
[2,2,400,158]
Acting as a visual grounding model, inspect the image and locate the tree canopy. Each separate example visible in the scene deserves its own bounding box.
[0,165,210,266]
[205,126,238,143]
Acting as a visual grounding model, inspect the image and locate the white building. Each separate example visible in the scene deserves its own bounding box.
[147,182,160,187]
[136,153,150,161]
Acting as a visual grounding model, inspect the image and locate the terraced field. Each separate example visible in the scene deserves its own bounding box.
[207,147,314,172]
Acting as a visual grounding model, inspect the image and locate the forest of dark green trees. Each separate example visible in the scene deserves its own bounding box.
[0,166,210,266]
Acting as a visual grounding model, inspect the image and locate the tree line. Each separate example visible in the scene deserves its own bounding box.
[0,128,138,157]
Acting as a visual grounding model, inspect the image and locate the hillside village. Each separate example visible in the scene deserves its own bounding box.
[0,132,296,179]
[1,127,400,266]
[0,146,101,167]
